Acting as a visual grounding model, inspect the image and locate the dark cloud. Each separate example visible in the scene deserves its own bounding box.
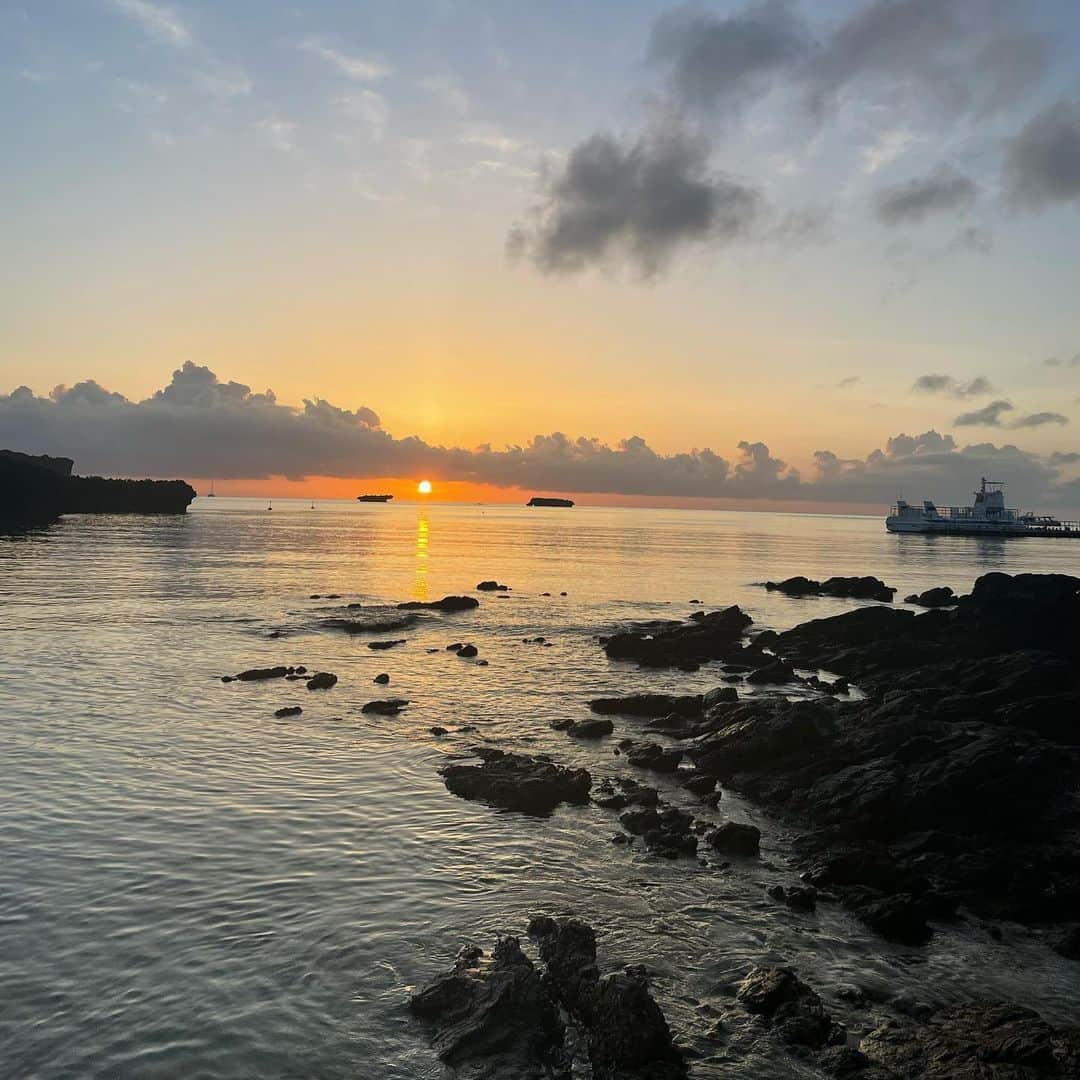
[509,124,760,276]
[874,164,977,225]
[649,1,1048,124]
[954,399,1014,426]
[648,1,810,113]
[1049,451,1080,465]
[801,0,1048,122]
[2,365,1076,508]
[913,373,993,397]
[1012,411,1069,428]
[1043,353,1080,368]
[1004,100,1080,209]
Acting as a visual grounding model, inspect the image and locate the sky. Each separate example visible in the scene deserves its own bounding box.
[3,0,1080,511]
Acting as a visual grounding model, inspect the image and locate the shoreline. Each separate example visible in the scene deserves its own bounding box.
[408,571,1080,1077]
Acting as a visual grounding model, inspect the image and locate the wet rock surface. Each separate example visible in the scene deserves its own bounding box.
[765,575,896,603]
[441,748,592,816]
[689,573,1080,939]
[397,595,480,612]
[860,1000,1080,1077]
[411,918,685,1079]
[603,606,754,668]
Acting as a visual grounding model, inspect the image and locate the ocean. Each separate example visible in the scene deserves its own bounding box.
[3,499,1080,1078]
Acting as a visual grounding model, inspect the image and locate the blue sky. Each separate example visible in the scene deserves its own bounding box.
[2,2,1080,508]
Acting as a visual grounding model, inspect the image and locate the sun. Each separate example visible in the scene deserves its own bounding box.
[417,479,433,495]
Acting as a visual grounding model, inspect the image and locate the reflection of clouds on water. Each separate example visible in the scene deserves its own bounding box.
[413,511,429,601]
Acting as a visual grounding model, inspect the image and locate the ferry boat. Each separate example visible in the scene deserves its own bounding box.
[886,478,1080,537]
[357,494,393,503]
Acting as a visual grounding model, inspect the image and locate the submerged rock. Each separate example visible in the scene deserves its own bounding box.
[368,639,407,650]
[603,607,753,668]
[765,575,896,603]
[589,693,703,717]
[456,644,479,658]
[305,671,338,690]
[361,698,409,715]
[441,749,591,815]
[566,717,614,739]
[475,580,509,591]
[234,666,290,681]
[273,706,303,718]
[373,673,390,684]
[397,595,480,612]
[322,613,419,634]
[904,585,957,608]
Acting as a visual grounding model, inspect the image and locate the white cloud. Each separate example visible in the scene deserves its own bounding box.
[112,0,191,48]
[300,37,391,81]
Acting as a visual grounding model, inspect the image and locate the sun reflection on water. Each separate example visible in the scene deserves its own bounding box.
[413,511,430,600]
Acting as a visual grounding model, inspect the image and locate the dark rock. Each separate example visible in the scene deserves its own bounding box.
[861,1001,1080,1077]
[446,643,463,651]
[526,916,686,1077]
[708,822,761,856]
[567,717,614,739]
[368,639,406,650]
[274,706,303,718]
[765,575,896,603]
[589,693,702,717]
[456,644,479,658]
[603,607,752,668]
[735,966,834,1048]
[475,580,509,591]
[680,772,718,796]
[746,659,797,684]
[362,698,409,715]
[373,673,390,684]
[905,585,957,608]
[441,749,591,815]
[430,726,448,736]
[235,666,289,681]
[306,671,338,690]
[550,718,575,731]
[398,595,480,611]
[409,937,564,1075]
[625,742,683,772]
[323,613,419,634]
[702,685,739,709]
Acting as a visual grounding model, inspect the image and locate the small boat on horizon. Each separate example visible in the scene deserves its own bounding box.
[357,494,394,502]
[886,478,1079,537]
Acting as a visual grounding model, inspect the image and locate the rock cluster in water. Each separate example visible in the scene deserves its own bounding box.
[441,747,591,815]
[764,575,897,602]
[410,916,685,1079]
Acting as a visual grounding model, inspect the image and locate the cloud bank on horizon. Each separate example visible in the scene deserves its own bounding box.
[2,362,1076,509]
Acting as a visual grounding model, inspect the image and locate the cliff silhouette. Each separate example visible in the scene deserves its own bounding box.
[1,450,196,532]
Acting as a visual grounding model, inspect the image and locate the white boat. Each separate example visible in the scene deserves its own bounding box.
[886,478,1080,537]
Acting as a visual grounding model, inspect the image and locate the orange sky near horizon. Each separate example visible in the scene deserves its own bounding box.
[190,474,883,517]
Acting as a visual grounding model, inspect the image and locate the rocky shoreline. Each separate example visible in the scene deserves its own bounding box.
[408,571,1080,1077]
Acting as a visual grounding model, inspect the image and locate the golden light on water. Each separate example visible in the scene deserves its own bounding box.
[417,480,433,495]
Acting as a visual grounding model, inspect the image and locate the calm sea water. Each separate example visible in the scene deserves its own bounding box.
[4,499,1080,1078]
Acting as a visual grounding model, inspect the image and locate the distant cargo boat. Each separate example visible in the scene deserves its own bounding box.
[886,478,1080,537]
[527,496,574,507]
[357,494,394,502]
